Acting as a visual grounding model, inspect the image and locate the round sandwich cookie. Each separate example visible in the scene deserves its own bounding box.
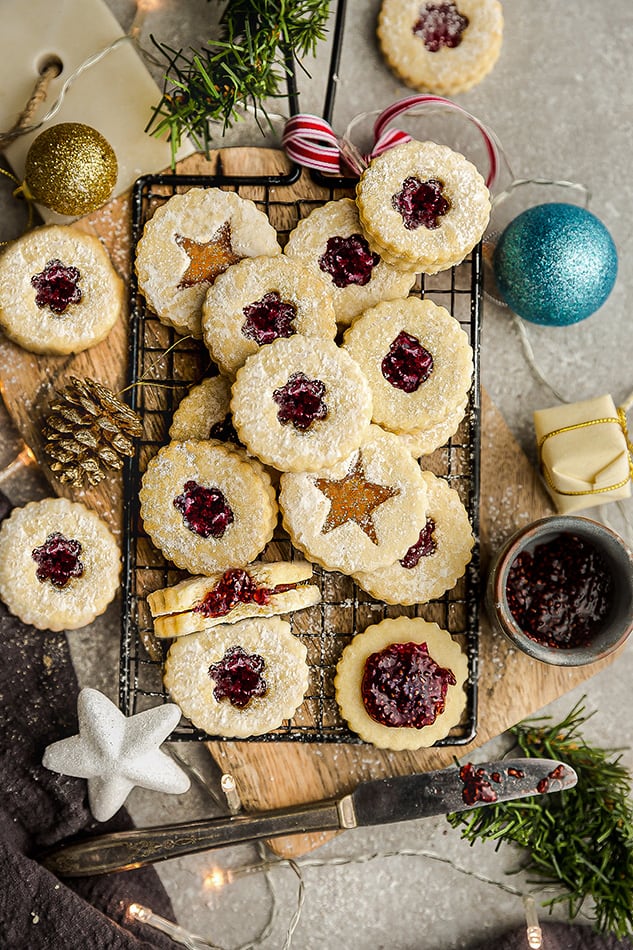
[0,225,123,355]
[135,187,281,337]
[202,254,337,375]
[335,616,468,749]
[164,617,310,738]
[377,0,503,96]
[139,439,277,575]
[0,497,120,631]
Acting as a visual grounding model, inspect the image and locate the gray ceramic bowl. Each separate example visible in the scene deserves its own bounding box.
[485,515,633,666]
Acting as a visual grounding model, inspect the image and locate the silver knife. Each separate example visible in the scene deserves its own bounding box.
[42,758,576,877]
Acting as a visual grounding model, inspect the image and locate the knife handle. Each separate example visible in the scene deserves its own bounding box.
[42,800,343,877]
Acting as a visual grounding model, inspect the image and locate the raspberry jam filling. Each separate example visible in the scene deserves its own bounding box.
[208,645,267,708]
[505,533,613,649]
[361,640,456,728]
[194,568,299,618]
[392,177,450,230]
[173,480,234,539]
[31,259,82,315]
[318,233,381,288]
[208,413,240,445]
[412,2,469,52]
[31,532,84,588]
[272,372,328,431]
[399,518,437,568]
[381,330,434,392]
[195,568,271,618]
[241,291,297,345]
[459,763,498,805]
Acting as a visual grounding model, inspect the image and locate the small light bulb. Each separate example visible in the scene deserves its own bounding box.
[204,868,231,890]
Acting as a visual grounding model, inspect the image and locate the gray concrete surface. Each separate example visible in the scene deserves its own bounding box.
[1,1,632,947]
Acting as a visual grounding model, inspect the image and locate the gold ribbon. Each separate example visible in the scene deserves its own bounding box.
[538,410,633,497]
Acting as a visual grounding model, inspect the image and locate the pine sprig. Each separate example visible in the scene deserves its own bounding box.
[447,700,633,939]
[147,0,331,165]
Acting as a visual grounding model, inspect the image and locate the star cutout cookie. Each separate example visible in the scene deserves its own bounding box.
[315,453,400,544]
[42,688,190,822]
[176,222,241,289]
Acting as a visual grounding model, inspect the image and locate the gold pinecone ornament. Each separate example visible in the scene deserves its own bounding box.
[43,376,143,489]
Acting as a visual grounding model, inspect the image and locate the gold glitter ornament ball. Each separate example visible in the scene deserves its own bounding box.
[23,122,118,216]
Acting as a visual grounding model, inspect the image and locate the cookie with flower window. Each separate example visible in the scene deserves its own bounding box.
[354,470,474,604]
[139,439,277,575]
[230,335,373,473]
[0,225,123,355]
[135,187,281,338]
[343,297,473,434]
[334,617,468,749]
[355,140,490,274]
[377,0,503,96]
[283,198,417,326]
[202,255,337,375]
[163,617,309,738]
[0,497,120,631]
[278,425,428,576]
[397,398,468,457]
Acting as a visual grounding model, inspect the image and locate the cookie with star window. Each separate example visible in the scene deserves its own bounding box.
[278,425,428,575]
[135,187,281,338]
[377,0,503,96]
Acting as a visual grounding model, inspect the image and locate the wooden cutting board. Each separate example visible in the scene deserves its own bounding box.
[0,147,620,858]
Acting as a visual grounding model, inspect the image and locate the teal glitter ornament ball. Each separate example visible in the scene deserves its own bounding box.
[492,203,618,326]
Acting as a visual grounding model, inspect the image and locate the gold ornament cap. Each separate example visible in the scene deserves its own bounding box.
[22,122,118,216]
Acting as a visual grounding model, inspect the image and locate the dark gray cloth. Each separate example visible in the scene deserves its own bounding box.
[0,589,176,949]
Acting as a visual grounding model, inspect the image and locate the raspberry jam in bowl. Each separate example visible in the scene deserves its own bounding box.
[485,516,633,666]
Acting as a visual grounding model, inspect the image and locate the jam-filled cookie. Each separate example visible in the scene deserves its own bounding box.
[279,425,428,575]
[0,225,123,355]
[163,616,309,738]
[356,140,490,274]
[135,187,281,338]
[354,471,474,604]
[139,440,277,575]
[343,297,473,434]
[148,560,321,638]
[283,198,417,326]
[0,497,120,631]
[231,336,373,473]
[334,616,468,749]
[377,0,503,96]
[169,376,239,444]
[202,255,337,376]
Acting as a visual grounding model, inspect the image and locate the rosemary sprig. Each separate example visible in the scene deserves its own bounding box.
[147,0,331,165]
[447,700,633,939]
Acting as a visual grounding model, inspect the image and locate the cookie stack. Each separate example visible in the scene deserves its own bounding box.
[133,146,485,748]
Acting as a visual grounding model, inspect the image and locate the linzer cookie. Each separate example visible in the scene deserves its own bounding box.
[135,187,281,337]
[169,376,239,444]
[354,471,474,604]
[0,225,123,355]
[283,198,417,326]
[139,440,277,574]
[0,498,120,631]
[231,336,373,473]
[279,425,428,575]
[334,617,468,749]
[148,561,321,638]
[202,255,337,375]
[377,0,503,96]
[163,617,309,738]
[355,140,490,274]
[343,297,473,434]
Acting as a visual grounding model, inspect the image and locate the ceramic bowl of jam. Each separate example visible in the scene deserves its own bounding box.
[485,516,633,666]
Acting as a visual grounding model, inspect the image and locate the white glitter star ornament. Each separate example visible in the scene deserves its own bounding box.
[42,688,190,821]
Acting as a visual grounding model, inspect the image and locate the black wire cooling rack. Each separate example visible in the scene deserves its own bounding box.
[119,0,481,743]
